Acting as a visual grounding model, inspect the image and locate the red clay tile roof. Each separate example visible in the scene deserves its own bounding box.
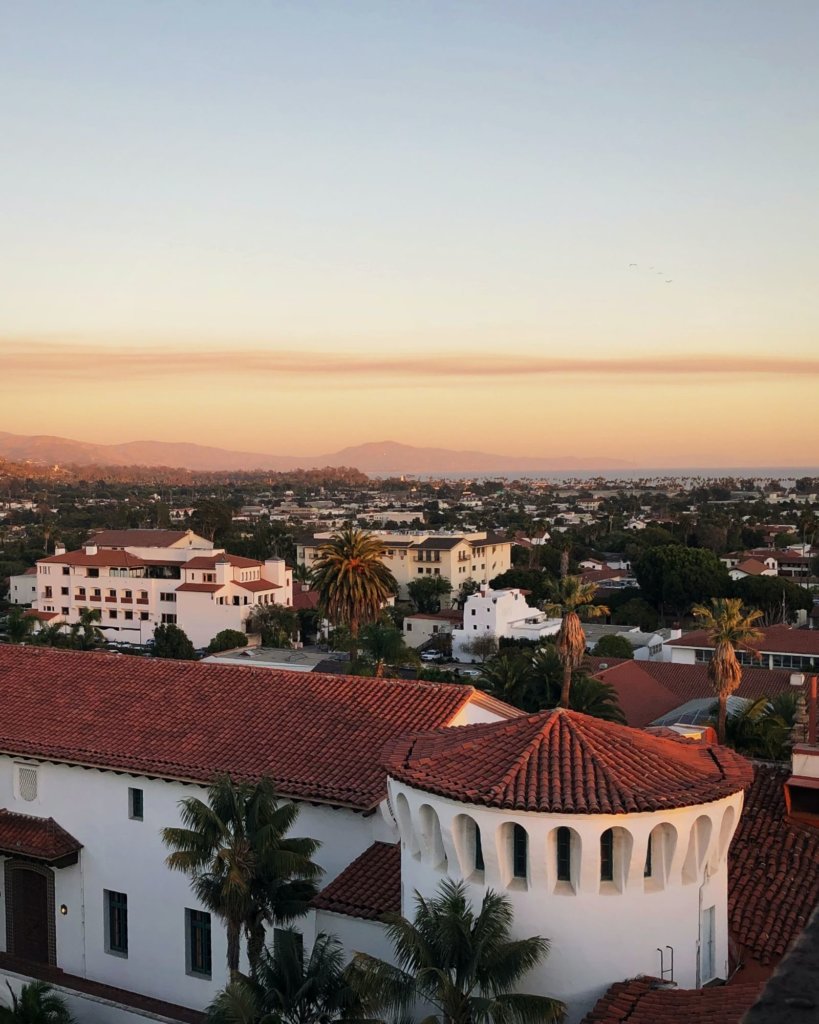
[729,765,819,965]
[40,549,148,567]
[234,578,281,592]
[589,661,801,728]
[292,588,320,611]
[667,625,819,656]
[581,976,762,1023]
[385,709,753,814]
[89,529,198,548]
[0,809,82,863]
[311,842,400,920]
[24,610,61,621]
[0,646,479,810]
[175,582,224,593]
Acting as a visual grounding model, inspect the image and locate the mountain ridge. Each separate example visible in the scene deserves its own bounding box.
[0,431,632,474]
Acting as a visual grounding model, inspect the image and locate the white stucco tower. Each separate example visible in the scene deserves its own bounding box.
[385,709,752,1023]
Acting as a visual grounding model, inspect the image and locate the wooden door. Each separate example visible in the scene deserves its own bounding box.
[11,867,50,963]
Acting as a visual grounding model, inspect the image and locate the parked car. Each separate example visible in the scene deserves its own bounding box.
[420,650,445,663]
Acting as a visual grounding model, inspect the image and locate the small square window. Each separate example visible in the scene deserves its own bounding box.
[140,611,149,621]
[128,787,143,821]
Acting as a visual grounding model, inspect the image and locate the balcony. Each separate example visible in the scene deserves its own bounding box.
[89,596,101,603]
[105,597,117,604]
[136,598,149,605]
[121,596,133,603]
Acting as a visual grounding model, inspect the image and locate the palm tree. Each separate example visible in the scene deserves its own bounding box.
[206,930,363,1024]
[247,604,298,648]
[31,620,69,649]
[0,981,75,1024]
[310,527,397,659]
[691,597,764,744]
[563,674,626,724]
[349,878,565,1024]
[478,650,544,712]
[543,577,608,708]
[162,776,322,978]
[69,607,105,650]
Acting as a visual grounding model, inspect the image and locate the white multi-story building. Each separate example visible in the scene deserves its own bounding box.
[0,645,752,1024]
[297,530,512,602]
[31,529,293,650]
[451,586,561,662]
[6,567,36,605]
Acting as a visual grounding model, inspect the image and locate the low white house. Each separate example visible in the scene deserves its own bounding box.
[6,568,36,606]
[451,587,561,662]
[402,610,462,649]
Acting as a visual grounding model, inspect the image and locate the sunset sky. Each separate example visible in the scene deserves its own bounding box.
[2,1,818,468]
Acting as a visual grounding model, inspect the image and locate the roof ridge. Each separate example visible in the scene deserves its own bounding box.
[484,711,560,804]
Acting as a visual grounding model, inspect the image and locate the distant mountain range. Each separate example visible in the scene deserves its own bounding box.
[0,431,632,474]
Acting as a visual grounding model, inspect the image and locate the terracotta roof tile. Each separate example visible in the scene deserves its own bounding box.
[175,583,224,593]
[310,842,400,920]
[233,578,281,592]
[581,977,762,1023]
[729,766,819,965]
[184,554,262,569]
[89,529,196,548]
[0,647,477,811]
[292,588,320,611]
[667,626,819,657]
[0,809,82,863]
[385,709,753,814]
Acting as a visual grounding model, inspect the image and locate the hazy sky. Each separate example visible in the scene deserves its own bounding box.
[2,1,818,467]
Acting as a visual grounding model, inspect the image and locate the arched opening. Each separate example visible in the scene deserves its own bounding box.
[551,825,581,893]
[718,804,736,858]
[453,814,484,879]
[498,822,529,888]
[683,815,713,884]
[395,792,419,859]
[599,826,633,892]
[418,804,447,870]
[644,822,677,891]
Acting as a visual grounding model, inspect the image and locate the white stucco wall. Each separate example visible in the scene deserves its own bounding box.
[0,756,382,1013]
[389,779,744,1024]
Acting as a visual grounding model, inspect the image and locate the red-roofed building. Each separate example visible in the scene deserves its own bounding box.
[31,529,293,648]
[667,625,819,673]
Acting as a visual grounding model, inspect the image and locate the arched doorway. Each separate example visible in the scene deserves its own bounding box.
[4,861,55,965]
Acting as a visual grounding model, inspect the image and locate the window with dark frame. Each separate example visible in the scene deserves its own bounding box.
[106,890,128,955]
[556,826,572,881]
[512,824,527,879]
[644,835,653,877]
[600,829,614,882]
[187,909,212,977]
[128,787,143,821]
[474,820,484,872]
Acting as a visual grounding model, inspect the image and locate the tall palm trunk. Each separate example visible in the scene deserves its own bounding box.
[227,918,241,978]
[560,659,573,709]
[717,692,728,746]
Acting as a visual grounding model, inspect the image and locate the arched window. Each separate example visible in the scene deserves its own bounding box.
[474,820,485,872]
[512,824,528,879]
[556,827,572,882]
[419,804,447,870]
[453,814,484,877]
[644,823,677,890]
[600,829,614,881]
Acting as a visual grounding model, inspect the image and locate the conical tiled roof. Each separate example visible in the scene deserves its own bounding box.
[385,709,753,814]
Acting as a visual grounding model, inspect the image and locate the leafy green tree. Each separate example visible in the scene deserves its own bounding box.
[190,499,236,544]
[152,623,198,660]
[464,633,498,664]
[633,545,731,617]
[205,930,364,1024]
[162,776,322,978]
[610,597,660,632]
[5,606,35,644]
[357,622,418,677]
[732,576,812,625]
[248,605,298,648]
[478,651,545,711]
[349,879,564,1024]
[0,981,75,1024]
[489,568,553,605]
[310,527,397,659]
[717,695,793,761]
[691,597,764,743]
[406,576,452,614]
[207,629,249,654]
[593,634,634,660]
[543,576,608,708]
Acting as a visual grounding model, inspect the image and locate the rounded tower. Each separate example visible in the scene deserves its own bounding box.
[385,708,752,1022]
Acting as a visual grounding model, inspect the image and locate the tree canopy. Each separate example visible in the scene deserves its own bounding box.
[633,545,732,616]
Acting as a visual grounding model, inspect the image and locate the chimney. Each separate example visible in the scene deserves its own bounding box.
[84,543,98,556]
[791,672,806,688]
[54,543,66,556]
[785,677,819,825]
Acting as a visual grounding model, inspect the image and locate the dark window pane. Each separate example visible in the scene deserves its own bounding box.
[556,827,572,881]
[512,824,527,879]
[644,835,653,878]
[107,891,128,954]
[188,909,211,976]
[474,821,484,872]
[600,829,614,882]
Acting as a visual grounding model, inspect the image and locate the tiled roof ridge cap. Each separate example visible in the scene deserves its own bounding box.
[558,711,647,814]
[485,710,564,804]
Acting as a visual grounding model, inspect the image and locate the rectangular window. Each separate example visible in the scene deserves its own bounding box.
[556,827,571,882]
[160,592,177,602]
[644,836,653,878]
[61,607,69,615]
[600,829,614,882]
[105,890,128,956]
[87,568,99,578]
[62,567,70,575]
[161,613,177,624]
[61,587,69,596]
[109,610,118,619]
[140,611,149,621]
[44,586,52,598]
[125,610,133,621]
[186,909,212,978]
[512,824,527,879]
[128,787,143,821]
[701,905,716,982]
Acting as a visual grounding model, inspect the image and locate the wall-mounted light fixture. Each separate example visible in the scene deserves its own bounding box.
[59,904,68,916]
